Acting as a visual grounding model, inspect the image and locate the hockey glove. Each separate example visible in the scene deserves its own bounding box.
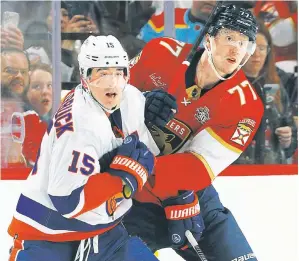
[99,148,117,173]
[107,133,156,199]
[162,190,204,250]
[144,89,178,128]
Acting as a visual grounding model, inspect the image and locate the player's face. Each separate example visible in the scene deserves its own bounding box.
[209,29,249,75]
[27,69,53,116]
[0,52,29,96]
[87,67,127,110]
[243,33,269,77]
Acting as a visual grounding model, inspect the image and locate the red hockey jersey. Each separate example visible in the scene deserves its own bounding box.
[254,1,297,65]
[11,110,47,166]
[129,37,264,202]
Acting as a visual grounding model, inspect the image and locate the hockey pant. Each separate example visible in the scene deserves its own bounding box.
[123,184,258,261]
[9,223,158,261]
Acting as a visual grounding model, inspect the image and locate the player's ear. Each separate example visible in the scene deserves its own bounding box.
[205,34,211,50]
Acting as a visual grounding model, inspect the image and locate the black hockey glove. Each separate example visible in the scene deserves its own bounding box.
[99,148,117,173]
[144,89,178,128]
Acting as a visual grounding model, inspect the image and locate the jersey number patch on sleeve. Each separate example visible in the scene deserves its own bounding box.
[159,38,186,57]
[68,150,95,175]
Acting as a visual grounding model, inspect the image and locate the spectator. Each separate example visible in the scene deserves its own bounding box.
[8,63,53,167]
[1,1,50,36]
[1,48,29,167]
[91,1,152,58]
[137,1,256,44]
[46,1,98,82]
[24,21,52,66]
[25,1,99,82]
[25,63,53,121]
[47,1,98,46]
[254,1,298,126]
[138,0,216,43]
[239,20,297,164]
[1,48,29,99]
[254,1,297,73]
[1,25,24,50]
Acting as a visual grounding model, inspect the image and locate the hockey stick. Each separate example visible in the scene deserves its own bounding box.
[185,230,208,261]
[186,1,224,63]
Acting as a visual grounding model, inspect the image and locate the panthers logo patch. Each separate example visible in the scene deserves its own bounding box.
[149,118,192,155]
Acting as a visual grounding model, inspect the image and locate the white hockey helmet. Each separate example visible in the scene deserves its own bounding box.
[78,35,129,80]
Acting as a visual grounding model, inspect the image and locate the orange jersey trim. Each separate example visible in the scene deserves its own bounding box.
[9,239,24,261]
[72,172,123,218]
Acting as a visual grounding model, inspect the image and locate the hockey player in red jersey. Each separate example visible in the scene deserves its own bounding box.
[121,4,264,261]
[129,5,263,198]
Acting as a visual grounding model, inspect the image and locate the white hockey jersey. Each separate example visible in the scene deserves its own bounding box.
[8,84,159,241]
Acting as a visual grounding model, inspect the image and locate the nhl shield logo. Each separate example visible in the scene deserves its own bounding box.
[194,106,210,124]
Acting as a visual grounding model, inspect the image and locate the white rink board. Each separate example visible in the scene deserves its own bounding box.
[0,176,298,261]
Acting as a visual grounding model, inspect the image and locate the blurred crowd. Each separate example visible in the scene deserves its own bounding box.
[0,0,298,173]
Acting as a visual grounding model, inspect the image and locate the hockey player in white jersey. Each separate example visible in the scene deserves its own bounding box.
[8,35,160,261]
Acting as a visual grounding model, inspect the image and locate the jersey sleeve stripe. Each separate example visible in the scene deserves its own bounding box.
[61,190,85,218]
[190,151,215,181]
[49,185,85,217]
[206,127,242,154]
[9,216,120,242]
[189,128,241,177]
[14,194,122,232]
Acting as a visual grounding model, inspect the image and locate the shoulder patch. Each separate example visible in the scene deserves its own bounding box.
[230,118,255,146]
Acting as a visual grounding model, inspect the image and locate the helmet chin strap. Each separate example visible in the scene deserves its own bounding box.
[204,41,251,81]
[81,77,121,114]
[91,93,119,114]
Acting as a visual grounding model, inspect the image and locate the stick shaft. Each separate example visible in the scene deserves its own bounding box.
[185,230,207,261]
